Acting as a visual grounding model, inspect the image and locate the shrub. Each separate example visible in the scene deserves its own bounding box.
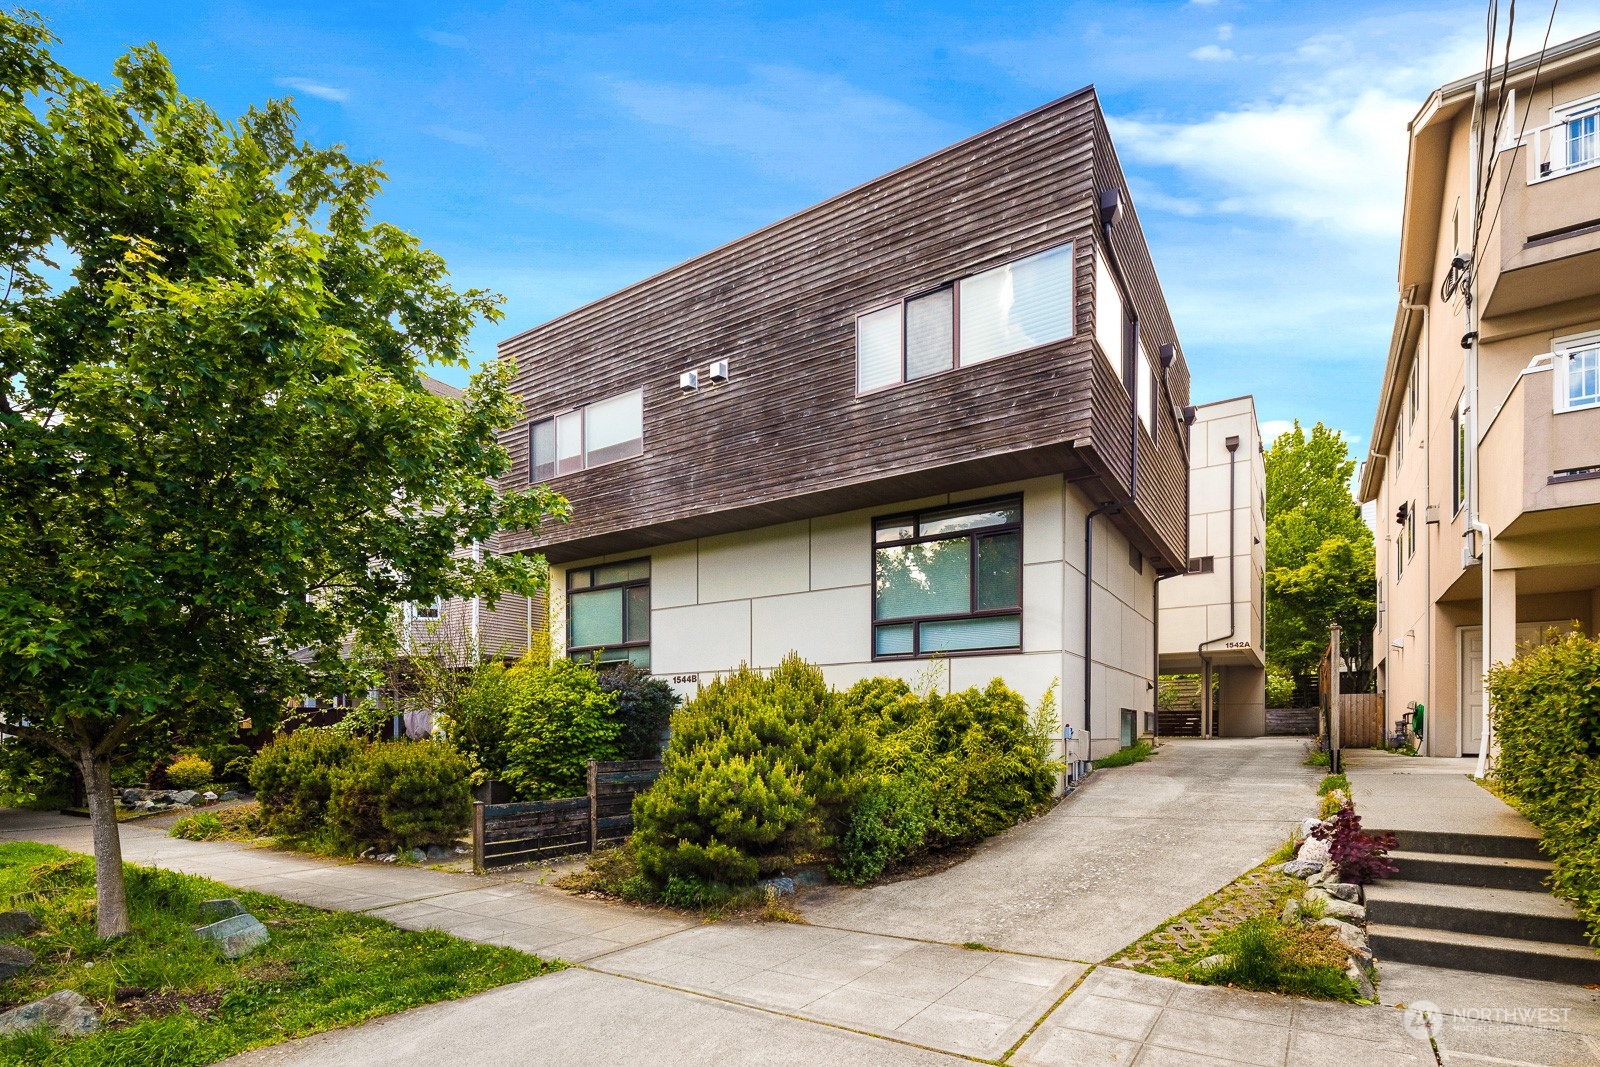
[1487,631,1600,944]
[249,729,366,838]
[441,660,518,782]
[1094,739,1153,769]
[1311,803,1397,884]
[501,656,624,799]
[198,740,255,784]
[170,802,262,841]
[165,754,215,791]
[633,655,870,887]
[1266,668,1297,708]
[328,741,472,852]
[832,774,932,884]
[1196,917,1357,1000]
[600,663,680,760]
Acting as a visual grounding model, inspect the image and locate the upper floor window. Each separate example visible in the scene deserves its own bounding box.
[1451,396,1468,515]
[1533,96,1600,181]
[1137,343,1156,436]
[568,559,650,669]
[856,243,1074,394]
[1408,356,1420,429]
[1565,105,1599,172]
[1094,251,1126,383]
[530,389,643,481]
[411,598,442,621]
[1554,332,1600,413]
[872,498,1021,658]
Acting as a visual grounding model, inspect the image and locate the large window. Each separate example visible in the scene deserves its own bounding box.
[1093,252,1125,382]
[1554,333,1600,413]
[872,499,1022,658]
[855,243,1074,393]
[530,389,644,481]
[567,559,650,669]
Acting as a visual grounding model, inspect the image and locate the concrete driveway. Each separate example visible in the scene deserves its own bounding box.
[801,737,1320,961]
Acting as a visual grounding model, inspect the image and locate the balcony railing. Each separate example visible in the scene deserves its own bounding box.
[1527,113,1600,184]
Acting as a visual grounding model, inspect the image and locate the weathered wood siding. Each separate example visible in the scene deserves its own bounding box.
[498,88,1190,571]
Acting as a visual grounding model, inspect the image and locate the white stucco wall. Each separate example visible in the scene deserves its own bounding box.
[548,475,1156,758]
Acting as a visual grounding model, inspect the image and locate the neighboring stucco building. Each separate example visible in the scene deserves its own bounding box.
[497,89,1194,761]
[1358,31,1600,764]
[1157,396,1267,737]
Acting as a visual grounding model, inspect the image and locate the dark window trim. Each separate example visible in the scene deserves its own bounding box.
[854,241,1077,397]
[870,495,1024,661]
[566,558,652,662]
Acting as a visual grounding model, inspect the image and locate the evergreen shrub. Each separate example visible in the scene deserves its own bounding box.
[600,663,680,760]
[328,741,472,852]
[250,729,366,837]
[501,656,624,799]
[164,754,214,791]
[1487,631,1600,944]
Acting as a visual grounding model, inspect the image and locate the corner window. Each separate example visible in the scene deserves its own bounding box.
[1554,333,1600,413]
[855,243,1074,393]
[530,389,643,481]
[872,499,1022,658]
[567,559,650,669]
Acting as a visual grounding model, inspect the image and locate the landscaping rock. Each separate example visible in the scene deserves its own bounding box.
[1317,918,1373,961]
[202,791,218,801]
[407,848,426,864]
[1279,898,1302,925]
[1345,959,1375,1000]
[193,912,270,958]
[1279,859,1322,878]
[759,877,796,898]
[0,909,40,937]
[792,870,827,888]
[171,790,200,806]
[424,845,453,863]
[1325,882,1361,903]
[0,990,98,1037]
[198,898,246,923]
[378,853,397,864]
[0,944,36,980]
[120,788,146,805]
[1296,835,1332,867]
[1321,898,1366,922]
[219,791,240,801]
[1194,953,1229,972]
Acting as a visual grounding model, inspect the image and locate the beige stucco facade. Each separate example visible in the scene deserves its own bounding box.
[547,475,1157,762]
[1158,396,1267,736]
[1360,31,1600,762]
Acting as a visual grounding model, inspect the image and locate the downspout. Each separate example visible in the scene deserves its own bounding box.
[1084,186,1140,761]
[1197,435,1241,737]
[1401,299,1432,755]
[1466,78,1494,777]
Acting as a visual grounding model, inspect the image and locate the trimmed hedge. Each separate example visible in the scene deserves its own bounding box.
[1486,631,1600,945]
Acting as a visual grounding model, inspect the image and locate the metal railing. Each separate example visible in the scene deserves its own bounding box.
[1526,116,1600,184]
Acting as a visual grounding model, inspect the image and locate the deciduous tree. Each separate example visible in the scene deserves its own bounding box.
[0,15,563,936]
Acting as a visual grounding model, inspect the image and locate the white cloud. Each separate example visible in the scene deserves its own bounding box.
[1260,419,1293,440]
[423,125,488,148]
[274,77,349,103]
[1189,44,1236,62]
[1217,24,1235,42]
[609,65,956,191]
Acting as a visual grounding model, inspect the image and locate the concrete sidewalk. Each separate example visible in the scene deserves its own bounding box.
[1342,748,1541,839]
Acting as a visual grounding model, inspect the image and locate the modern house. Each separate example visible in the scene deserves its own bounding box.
[497,88,1194,761]
[1359,30,1600,764]
[1157,396,1267,737]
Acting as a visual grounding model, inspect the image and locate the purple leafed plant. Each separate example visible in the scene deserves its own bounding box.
[1311,803,1399,884]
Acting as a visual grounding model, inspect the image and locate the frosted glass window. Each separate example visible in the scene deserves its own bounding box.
[958,243,1075,366]
[1137,345,1155,433]
[530,418,556,481]
[857,305,903,393]
[570,588,623,648]
[584,389,643,467]
[921,615,1021,653]
[905,287,954,381]
[875,624,914,656]
[1095,253,1125,380]
[555,410,584,476]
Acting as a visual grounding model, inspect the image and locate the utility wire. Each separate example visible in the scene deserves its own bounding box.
[1473,0,1560,275]
[1473,0,1518,253]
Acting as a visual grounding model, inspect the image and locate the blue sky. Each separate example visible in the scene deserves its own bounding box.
[34,0,1600,449]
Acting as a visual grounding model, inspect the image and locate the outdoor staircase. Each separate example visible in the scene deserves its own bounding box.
[1365,829,1600,985]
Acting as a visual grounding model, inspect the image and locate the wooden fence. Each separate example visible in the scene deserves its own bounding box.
[1338,694,1386,750]
[472,758,662,873]
[1265,707,1318,736]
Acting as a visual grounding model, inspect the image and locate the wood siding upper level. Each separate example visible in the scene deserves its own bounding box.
[497,88,1191,570]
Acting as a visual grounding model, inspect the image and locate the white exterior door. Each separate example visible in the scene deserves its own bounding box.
[1461,628,1484,756]
[1460,620,1576,755]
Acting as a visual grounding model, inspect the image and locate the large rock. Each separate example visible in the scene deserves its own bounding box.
[1194,953,1229,972]
[1319,896,1367,922]
[1326,882,1361,903]
[219,791,240,801]
[0,944,36,980]
[194,913,270,958]
[0,910,40,937]
[1317,917,1373,962]
[1345,959,1375,1000]
[171,790,200,806]
[198,899,245,923]
[1296,835,1332,867]
[1279,859,1323,878]
[0,990,98,1037]
[1280,898,1303,925]
[759,877,796,898]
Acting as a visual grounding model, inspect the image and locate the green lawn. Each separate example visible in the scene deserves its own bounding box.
[0,842,560,1066]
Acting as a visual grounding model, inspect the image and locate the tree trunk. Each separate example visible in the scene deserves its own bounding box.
[76,747,131,939]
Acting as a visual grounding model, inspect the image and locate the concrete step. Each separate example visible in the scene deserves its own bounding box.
[1387,849,1554,893]
[1367,923,1600,985]
[1365,880,1589,946]
[1372,828,1546,862]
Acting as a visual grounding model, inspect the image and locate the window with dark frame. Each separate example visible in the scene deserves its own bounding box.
[1128,543,1143,573]
[529,389,644,482]
[872,498,1022,659]
[567,559,651,669]
[856,243,1075,394]
[1186,556,1215,574]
